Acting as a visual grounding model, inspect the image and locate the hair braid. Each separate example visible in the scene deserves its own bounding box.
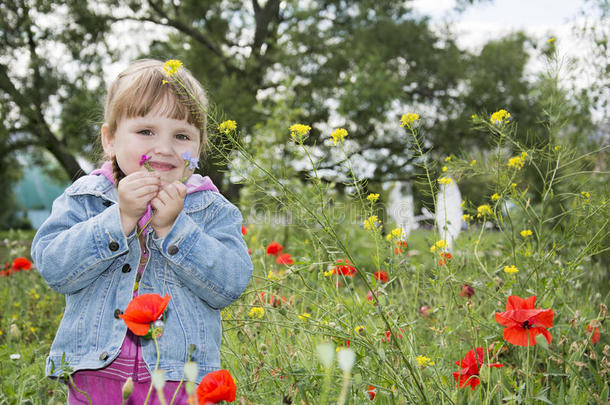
[112,156,126,186]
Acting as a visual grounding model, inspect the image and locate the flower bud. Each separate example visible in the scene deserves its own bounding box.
[184,361,198,382]
[122,377,133,400]
[316,342,335,368]
[337,348,355,372]
[9,324,20,339]
[151,369,166,389]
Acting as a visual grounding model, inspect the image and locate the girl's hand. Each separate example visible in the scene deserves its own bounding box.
[117,171,161,235]
[150,181,187,238]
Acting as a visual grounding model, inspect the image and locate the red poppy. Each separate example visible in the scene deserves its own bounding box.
[259,292,287,307]
[276,253,293,265]
[586,322,601,344]
[382,328,404,343]
[12,257,32,271]
[241,225,247,235]
[119,294,171,336]
[367,385,377,400]
[374,270,388,283]
[494,295,554,347]
[332,259,357,276]
[196,369,236,404]
[453,347,503,390]
[460,284,475,298]
[266,241,283,256]
[438,252,453,266]
[394,241,407,254]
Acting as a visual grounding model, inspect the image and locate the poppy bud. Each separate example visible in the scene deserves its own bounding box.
[184,361,198,382]
[9,324,20,339]
[122,377,133,400]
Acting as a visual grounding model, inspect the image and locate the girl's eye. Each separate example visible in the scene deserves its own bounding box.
[138,129,153,136]
[175,134,190,141]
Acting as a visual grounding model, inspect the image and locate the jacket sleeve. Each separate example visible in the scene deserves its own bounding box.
[150,197,253,309]
[31,192,132,294]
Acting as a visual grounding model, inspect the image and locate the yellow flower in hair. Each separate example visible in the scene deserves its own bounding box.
[331,128,348,145]
[163,59,183,77]
[218,120,237,134]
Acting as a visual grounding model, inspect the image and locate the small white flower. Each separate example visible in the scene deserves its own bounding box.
[10,353,21,360]
[151,369,166,389]
[184,361,198,382]
[337,348,355,372]
[316,342,335,368]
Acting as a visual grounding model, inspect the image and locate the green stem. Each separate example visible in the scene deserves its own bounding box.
[68,374,92,405]
[143,336,161,405]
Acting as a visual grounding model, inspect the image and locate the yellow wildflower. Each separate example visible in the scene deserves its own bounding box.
[580,191,590,199]
[416,355,434,367]
[471,114,477,120]
[490,109,511,125]
[354,325,365,334]
[460,200,466,208]
[400,113,420,128]
[470,159,476,166]
[491,193,500,201]
[477,204,492,218]
[445,156,451,162]
[267,270,278,280]
[504,265,519,275]
[462,214,473,222]
[218,120,237,134]
[298,313,311,321]
[391,228,404,238]
[330,128,348,145]
[507,155,526,170]
[438,177,452,185]
[520,229,533,237]
[289,124,312,141]
[367,193,380,203]
[323,270,334,277]
[442,166,448,172]
[162,59,183,77]
[248,307,265,319]
[364,215,381,230]
[429,239,446,253]
[548,37,556,43]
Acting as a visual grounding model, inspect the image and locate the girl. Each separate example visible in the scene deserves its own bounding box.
[31,59,253,404]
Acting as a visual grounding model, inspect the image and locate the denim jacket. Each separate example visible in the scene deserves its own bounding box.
[31,173,253,381]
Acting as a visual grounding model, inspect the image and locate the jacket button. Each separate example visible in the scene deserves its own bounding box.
[168,245,179,255]
[109,241,119,251]
[103,200,112,207]
[114,309,123,319]
[99,351,109,361]
[121,264,131,273]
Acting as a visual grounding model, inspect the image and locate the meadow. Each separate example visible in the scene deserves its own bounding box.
[1,106,608,405]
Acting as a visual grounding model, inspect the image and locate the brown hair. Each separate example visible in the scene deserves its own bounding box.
[103,59,208,183]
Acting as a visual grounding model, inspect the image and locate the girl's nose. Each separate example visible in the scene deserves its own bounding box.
[153,135,174,155]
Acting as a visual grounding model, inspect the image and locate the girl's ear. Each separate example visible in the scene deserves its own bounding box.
[101,123,115,159]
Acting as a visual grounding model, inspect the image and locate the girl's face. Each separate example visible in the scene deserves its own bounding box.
[102,103,201,185]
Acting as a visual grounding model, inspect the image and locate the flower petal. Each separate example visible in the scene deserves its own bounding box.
[503,325,530,346]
